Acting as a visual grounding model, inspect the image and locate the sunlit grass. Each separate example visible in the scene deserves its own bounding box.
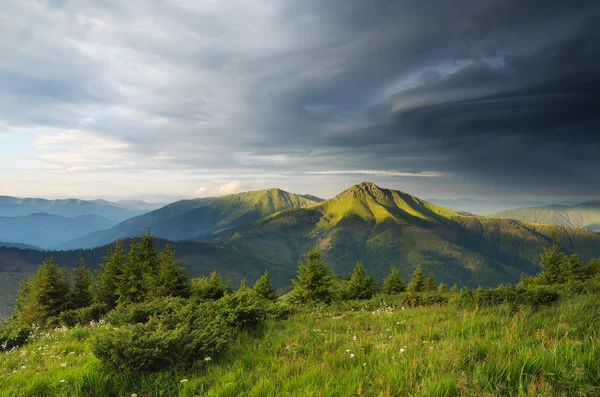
[1,294,598,396]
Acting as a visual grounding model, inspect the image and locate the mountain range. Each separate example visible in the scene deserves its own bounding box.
[0,196,163,222]
[427,198,581,215]
[494,202,600,231]
[59,189,322,249]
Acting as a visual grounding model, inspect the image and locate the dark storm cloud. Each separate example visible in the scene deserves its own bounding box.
[1,0,599,199]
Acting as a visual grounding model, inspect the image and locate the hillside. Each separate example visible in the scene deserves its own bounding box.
[0,213,117,249]
[221,183,600,287]
[428,197,580,215]
[494,201,600,230]
[0,196,157,222]
[59,189,323,249]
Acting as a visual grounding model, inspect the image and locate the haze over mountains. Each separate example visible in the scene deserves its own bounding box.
[428,198,582,215]
[494,202,600,231]
[2,182,600,317]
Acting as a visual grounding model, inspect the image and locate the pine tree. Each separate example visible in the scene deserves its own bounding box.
[424,272,436,292]
[407,265,425,293]
[539,232,565,284]
[450,284,459,294]
[346,261,376,300]
[381,266,405,294]
[191,271,227,300]
[561,254,585,283]
[16,258,70,326]
[117,239,155,306]
[72,258,93,309]
[254,270,276,300]
[94,240,126,309]
[151,244,190,298]
[290,250,333,304]
[437,282,447,293]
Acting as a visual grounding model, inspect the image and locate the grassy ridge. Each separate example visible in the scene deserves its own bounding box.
[1,293,598,396]
[494,202,600,230]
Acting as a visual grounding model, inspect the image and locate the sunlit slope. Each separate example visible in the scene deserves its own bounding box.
[494,201,600,230]
[60,189,322,249]
[224,183,600,287]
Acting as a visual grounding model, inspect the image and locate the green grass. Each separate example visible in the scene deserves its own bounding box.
[2,294,599,396]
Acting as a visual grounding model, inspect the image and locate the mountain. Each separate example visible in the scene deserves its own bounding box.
[493,201,600,230]
[219,183,600,287]
[427,198,581,215]
[0,196,157,222]
[0,241,40,250]
[90,199,165,212]
[0,213,118,249]
[59,189,323,249]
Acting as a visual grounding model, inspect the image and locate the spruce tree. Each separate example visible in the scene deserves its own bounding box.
[290,250,333,304]
[381,266,405,294]
[94,240,126,309]
[16,258,70,326]
[72,258,93,309]
[437,282,447,293]
[561,254,585,283]
[346,261,376,300]
[117,240,155,306]
[151,244,190,298]
[191,271,227,300]
[450,284,459,294]
[539,232,565,284]
[424,272,436,292]
[407,265,425,293]
[254,270,276,300]
[587,258,600,280]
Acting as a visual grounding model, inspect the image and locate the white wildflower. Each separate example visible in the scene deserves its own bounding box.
[350,353,355,358]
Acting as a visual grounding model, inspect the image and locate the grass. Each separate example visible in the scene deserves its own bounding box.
[1,294,599,396]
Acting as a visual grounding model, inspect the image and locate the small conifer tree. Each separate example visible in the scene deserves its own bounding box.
[346,261,376,300]
[381,266,405,294]
[407,265,425,293]
[151,244,190,298]
[254,270,276,300]
[94,240,126,308]
[424,272,436,292]
[437,282,447,293]
[290,249,333,304]
[72,258,93,309]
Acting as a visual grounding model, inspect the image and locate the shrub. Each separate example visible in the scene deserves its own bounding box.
[219,289,268,329]
[58,303,110,327]
[0,324,32,351]
[522,285,560,307]
[105,296,185,326]
[93,301,232,371]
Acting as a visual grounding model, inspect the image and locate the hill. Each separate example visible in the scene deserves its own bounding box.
[0,213,117,250]
[59,189,323,249]
[220,183,600,287]
[494,201,600,230]
[0,241,40,250]
[428,197,580,215]
[0,196,158,222]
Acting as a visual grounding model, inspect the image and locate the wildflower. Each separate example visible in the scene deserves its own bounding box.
[180,379,189,383]
[60,363,67,367]
[397,321,400,324]
[204,357,211,361]
[388,336,392,339]
[401,306,405,310]
[363,363,366,366]
[20,365,26,369]
[429,347,433,350]
[59,380,65,383]
[131,394,138,397]
[350,354,355,358]
[346,349,350,353]
[400,348,405,353]
[352,335,357,341]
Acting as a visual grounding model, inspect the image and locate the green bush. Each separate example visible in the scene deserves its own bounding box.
[522,285,560,307]
[105,296,186,326]
[93,301,232,371]
[219,289,268,329]
[58,303,110,327]
[0,324,32,351]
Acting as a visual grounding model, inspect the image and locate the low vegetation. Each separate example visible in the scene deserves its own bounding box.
[1,232,599,396]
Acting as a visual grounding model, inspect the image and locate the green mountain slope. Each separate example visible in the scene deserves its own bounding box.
[222,183,600,287]
[494,201,600,230]
[59,189,323,249]
[0,213,117,249]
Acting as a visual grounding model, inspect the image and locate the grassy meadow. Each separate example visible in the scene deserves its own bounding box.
[1,293,598,397]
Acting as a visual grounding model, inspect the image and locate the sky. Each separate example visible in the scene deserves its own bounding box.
[0,0,599,202]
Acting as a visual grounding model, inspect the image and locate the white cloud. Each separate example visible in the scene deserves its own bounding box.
[307,170,450,177]
[217,181,252,195]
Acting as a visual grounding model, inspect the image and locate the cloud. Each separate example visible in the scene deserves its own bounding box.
[193,187,208,197]
[217,181,252,195]
[307,170,449,177]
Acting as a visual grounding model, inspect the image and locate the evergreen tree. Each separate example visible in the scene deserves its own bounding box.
[346,261,376,300]
[381,266,405,294]
[290,250,333,304]
[72,258,93,309]
[151,244,190,298]
[16,258,70,326]
[450,284,459,294]
[587,258,600,280]
[239,278,248,290]
[117,239,156,306]
[437,282,447,293]
[561,254,585,283]
[407,265,425,293]
[94,240,126,309]
[539,232,565,284]
[192,271,227,300]
[424,272,436,292]
[224,278,234,295]
[253,270,276,300]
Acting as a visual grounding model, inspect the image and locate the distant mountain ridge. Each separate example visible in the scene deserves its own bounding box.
[494,201,600,230]
[0,196,161,221]
[0,213,117,249]
[59,188,323,249]
[428,197,582,215]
